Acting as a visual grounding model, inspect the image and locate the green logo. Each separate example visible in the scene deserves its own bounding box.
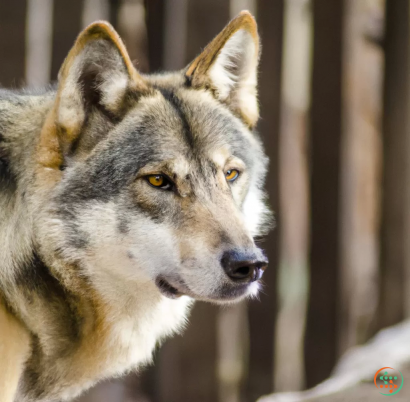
[374,367,403,395]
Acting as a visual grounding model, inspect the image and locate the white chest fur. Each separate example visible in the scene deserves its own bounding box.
[56,294,192,402]
[104,294,192,375]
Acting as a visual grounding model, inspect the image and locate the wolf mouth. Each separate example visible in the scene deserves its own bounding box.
[155,275,259,302]
[155,276,186,299]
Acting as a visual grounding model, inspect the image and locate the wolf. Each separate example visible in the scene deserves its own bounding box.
[0,11,271,402]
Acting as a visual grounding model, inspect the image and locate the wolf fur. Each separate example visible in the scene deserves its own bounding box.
[0,11,270,402]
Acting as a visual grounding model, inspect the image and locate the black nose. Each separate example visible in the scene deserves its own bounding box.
[221,251,268,283]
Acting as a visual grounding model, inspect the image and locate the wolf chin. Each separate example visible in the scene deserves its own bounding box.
[0,11,271,402]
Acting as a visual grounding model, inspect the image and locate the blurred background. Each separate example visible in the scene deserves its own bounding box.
[2,0,410,401]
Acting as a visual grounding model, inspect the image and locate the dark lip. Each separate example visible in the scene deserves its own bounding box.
[155,276,187,299]
[155,276,254,302]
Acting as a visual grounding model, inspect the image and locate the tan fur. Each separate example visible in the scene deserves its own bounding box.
[0,301,31,402]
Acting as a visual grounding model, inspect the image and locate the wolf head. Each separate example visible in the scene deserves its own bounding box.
[35,12,271,303]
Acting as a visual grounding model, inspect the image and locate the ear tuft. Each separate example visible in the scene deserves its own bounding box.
[186,12,260,127]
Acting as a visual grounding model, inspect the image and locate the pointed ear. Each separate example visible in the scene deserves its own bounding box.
[185,11,260,128]
[54,21,149,154]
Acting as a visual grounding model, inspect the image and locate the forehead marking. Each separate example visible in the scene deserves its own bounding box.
[156,87,195,151]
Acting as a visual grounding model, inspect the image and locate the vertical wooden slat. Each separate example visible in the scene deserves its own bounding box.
[245,1,283,400]
[145,0,165,72]
[156,303,219,402]
[117,0,149,73]
[185,0,230,63]
[82,0,109,28]
[274,0,312,392]
[339,0,384,353]
[109,0,121,29]
[230,0,256,18]
[217,302,248,402]
[26,0,53,87]
[50,0,84,80]
[375,0,410,332]
[304,0,344,388]
[162,0,188,71]
[0,0,27,88]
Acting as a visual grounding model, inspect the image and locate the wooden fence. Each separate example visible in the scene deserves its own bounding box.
[1,0,409,401]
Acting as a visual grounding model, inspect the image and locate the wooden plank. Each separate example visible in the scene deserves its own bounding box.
[109,0,121,29]
[339,0,384,353]
[185,0,230,63]
[25,0,53,86]
[375,0,410,331]
[50,0,84,80]
[82,0,110,28]
[304,0,344,388]
[0,0,27,88]
[144,0,165,72]
[155,303,219,402]
[217,302,248,402]
[230,0,256,17]
[162,0,188,70]
[244,0,284,400]
[273,0,311,392]
[116,0,149,73]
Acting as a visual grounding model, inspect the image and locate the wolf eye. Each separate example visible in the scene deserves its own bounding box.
[146,175,173,190]
[225,169,240,182]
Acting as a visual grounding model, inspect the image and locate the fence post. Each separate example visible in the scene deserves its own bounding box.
[375,0,410,332]
[244,1,284,400]
[339,0,384,353]
[0,0,27,87]
[304,0,344,388]
[145,0,165,72]
[50,0,84,80]
[273,0,311,392]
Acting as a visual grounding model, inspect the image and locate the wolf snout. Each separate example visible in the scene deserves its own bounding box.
[221,250,268,283]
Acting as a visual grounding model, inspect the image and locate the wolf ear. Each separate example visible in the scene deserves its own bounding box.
[54,21,149,154]
[185,11,260,127]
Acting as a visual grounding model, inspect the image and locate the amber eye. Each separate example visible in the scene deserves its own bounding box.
[146,175,173,190]
[225,169,240,182]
